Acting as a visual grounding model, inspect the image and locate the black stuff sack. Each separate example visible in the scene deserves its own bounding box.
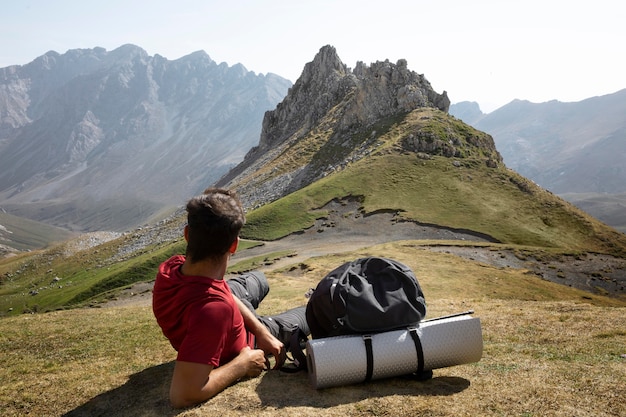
[305,257,427,339]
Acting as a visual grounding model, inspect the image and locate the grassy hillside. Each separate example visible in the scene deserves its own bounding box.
[243,152,626,257]
[0,231,264,315]
[1,241,624,417]
[237,107,626,257]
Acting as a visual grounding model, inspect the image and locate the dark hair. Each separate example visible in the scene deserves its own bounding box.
[185,188,245,263]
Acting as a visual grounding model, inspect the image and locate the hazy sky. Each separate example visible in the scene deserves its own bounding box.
[1,0,624,112]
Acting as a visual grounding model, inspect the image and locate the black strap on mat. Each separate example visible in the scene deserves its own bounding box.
[363,334,374,382]
[280,329,309,373]
[408,327,425,374]
[362,327,424,383]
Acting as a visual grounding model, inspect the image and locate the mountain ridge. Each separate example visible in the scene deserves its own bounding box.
[450,89,626,232]
[0,44,291,235]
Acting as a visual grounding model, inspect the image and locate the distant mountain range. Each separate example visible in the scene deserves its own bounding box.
[449,90,626,232]
[0,44,291,232]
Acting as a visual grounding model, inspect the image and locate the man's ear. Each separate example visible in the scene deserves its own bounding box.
[229,237,240,254]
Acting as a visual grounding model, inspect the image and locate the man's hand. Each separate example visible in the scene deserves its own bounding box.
[255,331,286,369]
[232,295,286,369]
[238,346,267,377]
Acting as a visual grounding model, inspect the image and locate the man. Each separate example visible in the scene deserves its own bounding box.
[153,188,307,408]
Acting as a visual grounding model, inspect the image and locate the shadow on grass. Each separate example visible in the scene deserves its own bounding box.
[61,363,470,415]
[62,362,179,417]
[256,369,470,408]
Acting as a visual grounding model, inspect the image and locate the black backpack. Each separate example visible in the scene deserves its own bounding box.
[305,257,427,339]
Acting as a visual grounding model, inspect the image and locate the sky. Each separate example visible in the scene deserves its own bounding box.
[1,0,624,113]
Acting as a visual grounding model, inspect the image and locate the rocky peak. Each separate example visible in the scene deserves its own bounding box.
[299,45,350,85]
[260,46,449,149]
[251,45,449,154]
[217,45,452,205]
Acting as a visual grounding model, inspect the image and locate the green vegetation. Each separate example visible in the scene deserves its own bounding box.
[229,250,297,274]
[244,152,626,257]
[0,235,269,315]
[1,242,624,416]
[241,194,324,240]
[0,238,186,314]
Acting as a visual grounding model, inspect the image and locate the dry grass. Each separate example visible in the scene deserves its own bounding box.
[1,242,625,417]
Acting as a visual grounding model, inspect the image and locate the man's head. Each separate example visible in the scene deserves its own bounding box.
[184,188,246,263]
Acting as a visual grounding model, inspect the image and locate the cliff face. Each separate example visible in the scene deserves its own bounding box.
[217,45,458,206]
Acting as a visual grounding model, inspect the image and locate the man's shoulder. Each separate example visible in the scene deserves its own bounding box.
[189,291,237,328]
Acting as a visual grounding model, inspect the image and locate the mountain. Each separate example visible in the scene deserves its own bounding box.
[448,101,485,125]
[450,91,626,232]
[0,44,291,236]
[214,46,624,256]
[2,47,624,417]
[217,45,455,206]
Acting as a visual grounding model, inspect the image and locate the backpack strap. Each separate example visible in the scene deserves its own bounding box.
[363,334,374,382]
[280,327,309,373]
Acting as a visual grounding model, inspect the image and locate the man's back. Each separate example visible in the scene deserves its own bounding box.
[153,254,250,366]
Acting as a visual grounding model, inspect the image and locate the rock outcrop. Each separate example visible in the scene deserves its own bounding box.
[217,45,456,207]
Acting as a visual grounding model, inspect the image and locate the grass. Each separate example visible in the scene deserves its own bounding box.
[1,241,624,417]
[228,250,297,274]
[0,237,186,314]
[243,152,626,257]
[0,236,272,315]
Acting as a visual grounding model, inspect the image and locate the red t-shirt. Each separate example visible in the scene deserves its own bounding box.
[152,255,251,367]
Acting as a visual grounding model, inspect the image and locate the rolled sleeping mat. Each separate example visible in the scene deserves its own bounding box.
[305,313,483,389]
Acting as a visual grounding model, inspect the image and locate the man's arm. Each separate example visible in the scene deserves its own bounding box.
[232,296,286,368]
[169,346,266,408]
